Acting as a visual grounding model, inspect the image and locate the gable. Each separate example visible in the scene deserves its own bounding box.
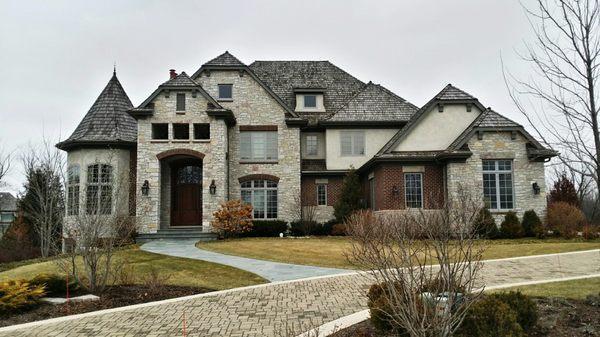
[394,103,481,151]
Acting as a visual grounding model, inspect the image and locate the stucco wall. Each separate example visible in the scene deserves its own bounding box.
[395,104,480,151]
[446,131,547,222]
[135,90,228,233]
[326,128,398,170]
[195,70,301,222]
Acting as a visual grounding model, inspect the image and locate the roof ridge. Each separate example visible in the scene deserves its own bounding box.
[203,51,245,67]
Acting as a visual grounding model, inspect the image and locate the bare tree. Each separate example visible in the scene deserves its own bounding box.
[294,193,318,235]
[346,188,485,337]
[0,142,11,187]
[57,156,136,294]
[505,0,600,194]
[19,140,65,257]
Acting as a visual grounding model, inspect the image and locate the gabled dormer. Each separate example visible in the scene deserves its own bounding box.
[294,88,326,113]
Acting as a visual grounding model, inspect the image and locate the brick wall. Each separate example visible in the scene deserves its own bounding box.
[300,175,344,222]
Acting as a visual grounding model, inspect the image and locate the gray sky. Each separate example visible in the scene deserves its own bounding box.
[0,0,539,194]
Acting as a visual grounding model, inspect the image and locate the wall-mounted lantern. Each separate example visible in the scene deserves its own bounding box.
[209,180,217,195]
[141,180,150,196]
[392,185,400,196]
[532,182,541,195]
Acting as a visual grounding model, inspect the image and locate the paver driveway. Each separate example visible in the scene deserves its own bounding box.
[141,239,349,281]
[1,250,598,337]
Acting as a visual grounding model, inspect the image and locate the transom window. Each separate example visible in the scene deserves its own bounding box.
[86,164,113,215]
[240,131,278,162]
[483,160,514,210]
[340,131,365,156]
[67,165,80,216]
[176,93,186,111]
[304,95,317,108]
[218,84,233,100]
[405,173,423,208]
[306,135,318,156]
[241,180,278,219]
[317,184,327,206]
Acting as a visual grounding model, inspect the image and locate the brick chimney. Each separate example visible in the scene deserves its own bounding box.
[169,69,177,79]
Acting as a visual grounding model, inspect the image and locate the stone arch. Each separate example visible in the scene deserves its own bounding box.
[238,174,280,183]
[156,149,205,161]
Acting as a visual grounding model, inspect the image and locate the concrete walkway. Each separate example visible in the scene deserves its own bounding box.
[141,239,349,282]
[1,250,598,336]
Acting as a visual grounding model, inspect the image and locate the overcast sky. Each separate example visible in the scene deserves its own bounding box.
[0,0,540,194]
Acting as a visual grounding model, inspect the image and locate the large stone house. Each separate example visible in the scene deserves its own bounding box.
[57,52,556,240]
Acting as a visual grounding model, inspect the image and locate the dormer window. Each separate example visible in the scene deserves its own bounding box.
[304,95,317,108]
[218,84,233,100]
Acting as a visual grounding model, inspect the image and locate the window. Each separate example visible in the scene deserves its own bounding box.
[317,184,327,206]
[483,160,514,210]
[241,180,278,219]
[306,135,318,156]
[173,124,189,140]
[152,123,168,140]
[218,84,233,100]
[86,164,112,215]
[405,173,423,208]
[67,165,80,216]
[240,131,278,162]
[304,95,317,108]
[193,124,210,140]
[0,212,14,223]
[176,93,186,111]
[340,131,365,156]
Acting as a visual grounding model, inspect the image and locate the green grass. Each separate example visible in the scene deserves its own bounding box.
[492,277,600,299]
[0,247,267,291]
[197,237,600,269]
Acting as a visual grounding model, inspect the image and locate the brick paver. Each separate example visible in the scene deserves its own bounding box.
[1,250,598,337]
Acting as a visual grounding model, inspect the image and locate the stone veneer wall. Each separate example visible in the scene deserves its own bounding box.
[135,91,228,233]
[446,131,547,222]
[301,176,343,223]
[195,70,301,223]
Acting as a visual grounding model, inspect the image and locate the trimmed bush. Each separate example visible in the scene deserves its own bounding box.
[211,200,253,238]
[0,280,46,315]
[457,296,525,337]
[290,220,335,236]
[521,210,542,238]
[500,212,523,239]
[243,220,288,237]
[29,273,78,296]
[474,208,499,239]
[367,282,409,335]
[490,291,538,332]
[547,202,585,239]
[330,223,346,236]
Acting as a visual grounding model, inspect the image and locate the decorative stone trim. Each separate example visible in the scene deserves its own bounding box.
[156,149,205,160]
[239,125,278,131]
[238,174,280,183]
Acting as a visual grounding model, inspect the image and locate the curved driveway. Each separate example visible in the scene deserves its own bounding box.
[0,249,598,337]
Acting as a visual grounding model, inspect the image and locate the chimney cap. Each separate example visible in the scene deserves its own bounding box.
[169,69,177,79]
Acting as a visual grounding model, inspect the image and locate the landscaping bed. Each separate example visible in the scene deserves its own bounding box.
[0,283,210,327]
[331,296,600,337]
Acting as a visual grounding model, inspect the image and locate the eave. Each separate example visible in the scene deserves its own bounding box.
[206,109,236,126]
[55,140,137,152]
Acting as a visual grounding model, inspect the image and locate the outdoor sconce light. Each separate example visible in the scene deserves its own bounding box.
[392,185,400,196]
[209,180,217,195]
[532,182,541,195]
[141,180,150,196]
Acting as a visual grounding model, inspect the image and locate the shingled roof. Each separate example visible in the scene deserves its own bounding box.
[324,82,418,124]
[0,192,16,212]
[249,61,366,113]
[57,71,136,151]
[203,51,245,67]
[435,84,477,101]
[160,71,198,86]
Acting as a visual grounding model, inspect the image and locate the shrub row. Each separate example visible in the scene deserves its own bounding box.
[241,220,288,238]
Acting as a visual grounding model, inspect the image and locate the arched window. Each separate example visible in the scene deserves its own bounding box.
[67,165,80,216]
[240,180,277,219]
[86,164,113,215]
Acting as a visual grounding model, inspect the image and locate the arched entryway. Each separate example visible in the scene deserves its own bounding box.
[157,149,205,228]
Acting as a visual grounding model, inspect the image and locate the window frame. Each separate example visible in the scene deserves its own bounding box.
[176,93,186,112]
[404,172,423,209]
[303,94,317,108]
[340,130,366,157]
[240,180,278,219]
[239,131,278,162]
[86,164,113,215]
[482,159,515,211]
[173,123,190,140]
[193,123,210,140]
[151,123,169,140]
[316,184,327,206]
[67,165,80,216]
[305,135,319,156]
[218,84,233,100]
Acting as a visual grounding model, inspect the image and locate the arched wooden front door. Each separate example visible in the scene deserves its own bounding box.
[171,162,202,226]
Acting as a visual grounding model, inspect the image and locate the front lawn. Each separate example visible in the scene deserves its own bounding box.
[0,246,267,290]
[197,237,600,269]
[494,277,600,300]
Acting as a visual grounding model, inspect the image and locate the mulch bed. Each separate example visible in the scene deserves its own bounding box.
[331,296,600,337]
[0,284,211,327]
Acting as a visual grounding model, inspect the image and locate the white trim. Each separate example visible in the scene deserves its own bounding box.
[482,273,600,291]
[296,310,370,337]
